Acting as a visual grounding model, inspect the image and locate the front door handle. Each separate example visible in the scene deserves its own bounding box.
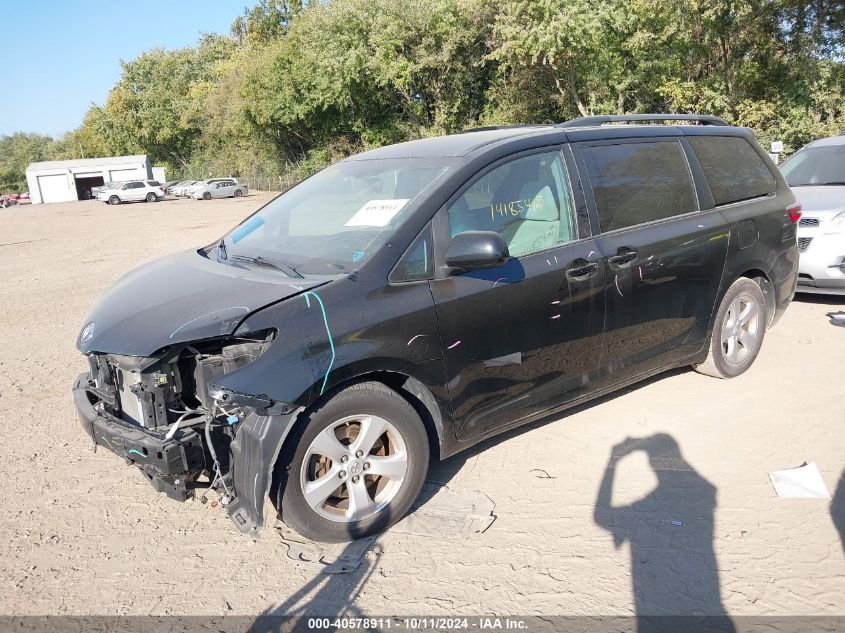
[565,261,599,280]
[608,251,638,268]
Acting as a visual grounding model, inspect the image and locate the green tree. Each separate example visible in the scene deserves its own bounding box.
[0,133,53,193]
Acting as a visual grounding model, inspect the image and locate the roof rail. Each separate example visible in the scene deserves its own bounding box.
[458,124,549,134]
[557,114,729,129]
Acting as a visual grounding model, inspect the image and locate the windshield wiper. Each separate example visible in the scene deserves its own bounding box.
[230,254,303,278]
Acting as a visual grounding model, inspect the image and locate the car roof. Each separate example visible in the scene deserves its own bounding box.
[345,119,753,161]
[804,134,845,148]
[346,126,555,160]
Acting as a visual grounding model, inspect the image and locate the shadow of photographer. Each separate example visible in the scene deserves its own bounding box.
[594,433,735,633]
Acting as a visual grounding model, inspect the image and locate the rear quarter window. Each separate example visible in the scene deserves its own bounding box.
[582,141,698,233]
[688,136,776,206]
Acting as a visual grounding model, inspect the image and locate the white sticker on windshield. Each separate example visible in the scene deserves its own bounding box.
[345,199,410,227]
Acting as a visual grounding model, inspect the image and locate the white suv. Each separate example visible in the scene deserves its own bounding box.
[97,180,165,205]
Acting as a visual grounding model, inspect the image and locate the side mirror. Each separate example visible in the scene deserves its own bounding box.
[445,231,509,271]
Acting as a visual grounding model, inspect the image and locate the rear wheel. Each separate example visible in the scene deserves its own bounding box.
[146,192,157,202]
[234,189,243,198]
[275,382,429,542]
[694,277,766,378]
[108,195,120,205]
[202,191,211,200]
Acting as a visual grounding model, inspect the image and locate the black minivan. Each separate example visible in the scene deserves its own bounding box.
[73,114,800,542]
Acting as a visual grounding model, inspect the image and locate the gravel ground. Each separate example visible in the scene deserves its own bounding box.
[0,195,843,618]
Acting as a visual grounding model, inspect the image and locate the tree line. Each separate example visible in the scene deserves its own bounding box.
[2,0,843,193]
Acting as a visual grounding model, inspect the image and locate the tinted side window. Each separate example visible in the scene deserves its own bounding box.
[688,136,776,205]
[147,181,160,187]
[447,150,578,258]
[582,141,698,233]
[390,223,433,282]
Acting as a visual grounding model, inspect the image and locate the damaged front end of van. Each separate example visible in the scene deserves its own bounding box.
[71,248,323,537]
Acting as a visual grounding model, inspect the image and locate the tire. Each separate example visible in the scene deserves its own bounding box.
[108,195,120,206]
[275,381,429,542]
[694,277,766,378]
[146,192,157,202]
[234,188,243,198]
[202,191,211,200]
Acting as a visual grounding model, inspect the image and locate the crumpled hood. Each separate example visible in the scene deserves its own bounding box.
[791,186,845,214]
[77,249,325,356]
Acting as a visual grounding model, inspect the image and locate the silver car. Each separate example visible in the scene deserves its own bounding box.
[191,179,248,200]
[780,133,845,295]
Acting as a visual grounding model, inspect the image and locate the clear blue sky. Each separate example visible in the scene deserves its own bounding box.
[0,0,241,137]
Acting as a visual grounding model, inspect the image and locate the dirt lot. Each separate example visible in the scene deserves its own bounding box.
[1,194,843,618]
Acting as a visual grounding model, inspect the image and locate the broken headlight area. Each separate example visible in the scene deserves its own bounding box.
[78,329,277,503]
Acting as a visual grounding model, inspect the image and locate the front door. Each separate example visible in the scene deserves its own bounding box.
[573,138,730,383]
[430,148,604,442]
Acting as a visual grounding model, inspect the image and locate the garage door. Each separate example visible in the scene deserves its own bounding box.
[109,168,138,182]
[37,174,71,204]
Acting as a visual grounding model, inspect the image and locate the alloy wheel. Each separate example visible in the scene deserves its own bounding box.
[299,414,408,523]
[720,294,760,364]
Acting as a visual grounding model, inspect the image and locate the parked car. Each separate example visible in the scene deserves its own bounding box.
[779,132,845,295]
[73,114,799,543]
[192,179,248,200]
[0,194,17,208]
[164,181,185,195]
[184,178,234,197]
[97,180,165,205]
[91,182,120,199]
[171,180,200,197]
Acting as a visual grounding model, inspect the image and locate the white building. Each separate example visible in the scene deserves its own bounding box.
[25,155,163,204]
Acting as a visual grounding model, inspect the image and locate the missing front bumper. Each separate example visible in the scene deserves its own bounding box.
[73,372,301,535]
[73,373,207,500]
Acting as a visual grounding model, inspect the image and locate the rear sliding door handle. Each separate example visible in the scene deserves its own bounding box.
[608,251,638,268]
[565,262,599,280]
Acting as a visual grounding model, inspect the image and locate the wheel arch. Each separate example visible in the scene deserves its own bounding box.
[738,268,776,328]
[282,370,449,463]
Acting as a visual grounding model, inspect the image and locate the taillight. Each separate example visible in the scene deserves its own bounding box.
[787,201,802,223]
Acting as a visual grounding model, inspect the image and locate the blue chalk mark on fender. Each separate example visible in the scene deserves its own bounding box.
[303,291,335,395]
[127,448,145,458]
[352,251,365,262]
[231,216,266,244]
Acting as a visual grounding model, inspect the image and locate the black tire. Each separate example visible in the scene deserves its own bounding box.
[234,188,243,198]
[694,277,766,378]
[202,191,212,200]
[108,195,120,205]
[146,192,157,202]
[275,381,429,542]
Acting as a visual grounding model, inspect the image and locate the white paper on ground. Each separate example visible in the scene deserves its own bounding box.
[345,199,409,227]
[768,461,831,499]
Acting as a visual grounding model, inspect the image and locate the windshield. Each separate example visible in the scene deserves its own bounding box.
[781,145,845,186]
[222,158,452,275]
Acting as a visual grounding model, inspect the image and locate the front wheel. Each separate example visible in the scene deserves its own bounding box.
[694,277,766,378]
[202,191,211,200]
[108,195,120,205]
[275,382,429,542]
